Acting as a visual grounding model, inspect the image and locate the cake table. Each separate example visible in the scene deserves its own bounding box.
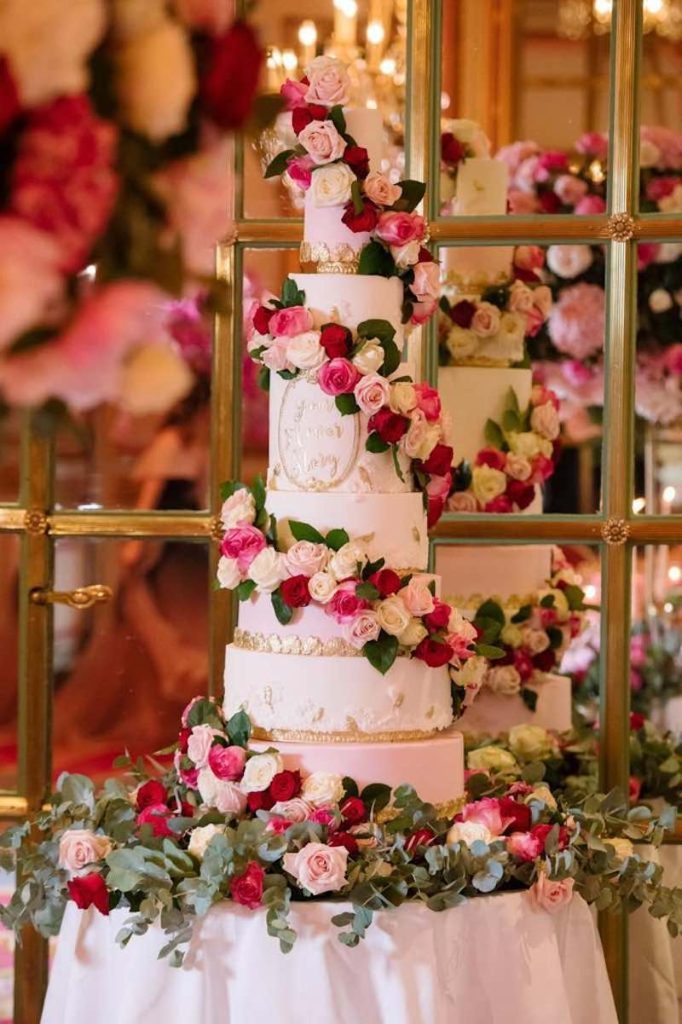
[41,896,617,1024]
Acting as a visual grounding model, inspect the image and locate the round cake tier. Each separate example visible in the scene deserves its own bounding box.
[250,730,465,805]
[265,489,429,570]
[457,673,573,735]
[437,544,553,609]
[224,645,453,740]
[438,365,533,466]
[291,274,404,349]
[268,370,411,494]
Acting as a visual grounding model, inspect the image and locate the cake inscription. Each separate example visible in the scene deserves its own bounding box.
[278,379,359,490]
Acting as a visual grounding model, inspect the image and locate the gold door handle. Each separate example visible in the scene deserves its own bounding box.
[30,584,113,609]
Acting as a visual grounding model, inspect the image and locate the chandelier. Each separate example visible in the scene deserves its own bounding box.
[558,0,682,39]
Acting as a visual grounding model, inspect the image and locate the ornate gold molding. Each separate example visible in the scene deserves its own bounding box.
[607,213,635,242]
[209,515,225,542]
[23,510,49,536]
[601,518,630,545]
[299,241,360,274]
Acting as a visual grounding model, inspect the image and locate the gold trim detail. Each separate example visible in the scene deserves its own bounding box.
[251,725,440,743]
[299,241,360,274]
[601,518,630,546]
[234,628,411,658]
[607,213,635,242]
[30,584,112,610]
[209,515,224,542]
[24,510,49,535]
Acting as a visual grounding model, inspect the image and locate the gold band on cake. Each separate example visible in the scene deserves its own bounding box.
[234,628,363,657]
[251,725,441,743]
[299,241,360,274]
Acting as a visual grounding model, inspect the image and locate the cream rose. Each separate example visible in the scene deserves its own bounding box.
[363,171,402,207]
[508,280,535,314]
[298,120,346,165]
[283,841,348,894]
[354,373,391,415]
[448,491,478,512]
[400,578,435,616]
[241,752,284,793]
[500,623,523,648]
[521,627,550,654]
[248,548,287,593]
[197,769,247,816]
[498,311,526,352]
[455,655,488,693]
[446,325,478,362]
[58,830,113,874]
[270,797,312,822]
[533,285,553,317]
[347,610,381,649]
[217,555,241,590]
[285,540,329,578]
[467,746,518,773]
[530,401,560,441]
[329,542,366,581]
[485,665,522,695]
[310,163,356,207]
[404,410,440,460]
[471,465,507,505]
[390,240,421,269]
[509,724,556,761]
[389,382,418,415]
[352,342,385,376]
[397,619,428,647]
[471,302,501,338]
[606,837,634,860]
[505,453,532,481]
[187,824,226,861]
[287,331,325,370]
[221,489,256,529]
[447,820,493,847]
[308,571,337,604]
[376,595,412,637]
[304,55,351,107]
[301,771,345,807]
[508,431,544,460]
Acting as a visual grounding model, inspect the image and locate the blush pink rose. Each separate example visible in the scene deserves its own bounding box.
[458,797,512,837]
[507,831,543,861]
[346,609,381,649]
[269,304,313,338]
[298,120,346,165]
[261,338,292,372]
[304,58,351,107]
[326,580,370,624]
[318,358,361,397]
[410,298,438,325]
[208,744,247,781]
[412,261,440,301]
[280,78,308,109]
[413,382,441,421]
[400,577,435,616]
[514,246,544,272]
[448,491,478,512]
[286,155,315,191]
[354,373,390,415]
[221,524,266,571]
[574,194,606,215]
[187,724,220,768]
[553,174,588,206]
[375,211,427,246]
[282,841,348,895]
[58,830,113,874]
[528,874,575,914]
[575,132,608,159]
[363,172,402,207]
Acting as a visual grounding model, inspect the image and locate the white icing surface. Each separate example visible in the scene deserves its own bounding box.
[458,674,573,734]
[292,273,404,349]
[224,646,453,736]
[266,488,428,569]
[437,544,553,606]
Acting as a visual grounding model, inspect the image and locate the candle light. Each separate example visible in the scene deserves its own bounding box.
[333,0,358,48]
[366,19,385,71]
[281,49,298,74]
[298,20,317,67]
[266,47,283,91]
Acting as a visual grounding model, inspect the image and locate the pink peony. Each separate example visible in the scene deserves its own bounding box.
[208,744,246,781]
[574,194,606,215]
[298,120,346,165]
[283,842,348,895]
[269,305,313,338]
[286,155,315,191]
[326,580,370,624]
[528,874,575,914]
[375,212,427,247]
[548,283,605,360]
[413,382,441,422]
[507,831,543,861]
[221,524,266,571]
[318,358,360,397]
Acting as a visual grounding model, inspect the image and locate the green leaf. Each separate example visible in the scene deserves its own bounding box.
[281,277,305,308]
[271,590,293,626]
[342,776,359,798]
[236,579,257,601]
[510,604,532,624]
[563,584,587,611]
[356,582,380,601]
[264,148,295,179]
[547,626,564,649]
[484,419,505,449]
[58,773,95,809]
[520,687,538,712]
[391,180,426,213]
[257,366,271,392]
[475,600,506,625]
[325,528,349,551]
[252,476,266,514]
[186,698,224,730]
[289,520,326,544]
[335,393,360,416]
[363,557,385,578]
[363,634,399,675]
[506,386,522,419]
[539,594,556,608]
[219,480,248,501]
[350,179,363,215]
[360,783,392,811]
[391,444,405,483]
[328,105,347,135]
[475,643,506,659]
[357,241,395,278]
[227,710,251,747]
[502,410,522,433]
[357,319,396,345]
[366,433,390,454]
[381,338,401,377]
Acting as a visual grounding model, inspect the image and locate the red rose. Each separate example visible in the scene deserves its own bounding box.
[476,447,506,471]
[506,480,536,511]
[449,300,477,328]
[441,132,465,165]
[419,444,453,477]
[484,495,513,513]
[320,322,352,358]
[344,145,370,179]
[341,199,379,233]
[327,831,359,854]
[230,861,265,909]
[178,727,191,753]
[253,304,275,335]
[531,823,569,852]
[418,247,434,263]
[513,650,535,681]
[630,712,646,731]
[629,776,642,803]
[247,789,275,812]
[270,770,302,802]
[368,408,409,444]
[279,575,312,608]
[340,796,366,825]
[291,103,328,135]
[369,568,401,597]
[532,649,557,673]
[201,21,263,130]
[0,58,20,135]
[135,780,168,811]
[423,600,451,631]
[427,495,447,529]
[498,796,532,833]
[136,803,174,838]
[405,827,436,854]
[539,190,561,213]
[538,150,569,173]
[67,873,109,916]
[414,636,453,668]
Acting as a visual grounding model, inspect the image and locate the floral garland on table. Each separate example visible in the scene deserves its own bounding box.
[247,282,454,526]
[218,479,482,685]
[4,696,682,964]
[447,384,561,513]
[269,56,439,325]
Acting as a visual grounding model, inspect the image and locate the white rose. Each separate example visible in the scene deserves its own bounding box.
[485,665,522,695]
[197,769,247,816]
[287,331,325,370]
[606,837,634,860]
[308,571,337,604]
[353,342,385,376]
[398,619,428,647]
[301,771,344,807]
[509,724,556,760]
[467,745,518,773]
[217,556,241,590]
[508,280,535,314]
[270,797,312,822]
[500,623,523,648]
[188,824,226,861]
[522,628,550,654]
[116,18,196,141]
[248,548,288,593]
[498,311,526,350]
[285,541,329,577]
[389,382,418,414]
[505,453,532,481]
[447,820,493,847]
[241,752,283,793]
[446,325,478,362]
[471,465,507,505]
[376,595,412,637]
[221,489,256,529]
[546,244,593,279]
[659,185,682,213]
[310,163,356,207]
[120,344,193,416]
[471,302,501,338]
[530,401,560,441]
[354,373,391,415]
[508,431,546,460]
[390,240,421,269]
[347,610,381,649]
[649,288,673,314]
[329,542,366,581]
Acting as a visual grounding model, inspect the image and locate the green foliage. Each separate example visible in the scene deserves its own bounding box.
[484,419,505,449]
[288,520,326,545]
[264,148,295,178]
[362,634,399,675]
[366,433,390,454]
[391,180,426,213]
[280,277,305,308]
[335,393,360,416]
[357,241,395,278]
[325,528,349,551]
[271,591,293,626]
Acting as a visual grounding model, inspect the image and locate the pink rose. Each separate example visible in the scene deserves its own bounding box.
[221,524,266,572]
[507,831,543,861]
[413,382,441,422]
[326,580,370,624]
[646,176,679,202]
[575,132,608,159]
[285,540,329,577]
[412,261,440,301]
[307,807,339,830]
[514,246,544,272]
[270,797,312,822]
[208,744,246,781]
[574,194,606,215]
[298,120,346,165]
[528,873,575,914]
[562,359,594,387]
[553,174,588,206]
[304,56,351,107]
[280,78,308,110]
[509,189,540,214]
[269,305,313,338]
[346,609,381,649]
[410,298,438,325]
[282,841,348,894]
[458,797,512,837]
[664,345,682,376]
[286,155,315,191]
[197,768,248,816]
[525,305,546,338]
[354,373,390,415]
[187,724,220,768]
[58,830,113,874]
[363,172,402,207]
[318,358,361,397]
[448,491,478,512]
[446,631,476,664]
[471,302,501,337]
[261,338,292,372]
[548,283,605,360]
[530,401,560,440]
[400,577,435,616]
[375,211,427,247]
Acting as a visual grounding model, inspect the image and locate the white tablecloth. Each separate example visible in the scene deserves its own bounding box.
[41,893,616,1024]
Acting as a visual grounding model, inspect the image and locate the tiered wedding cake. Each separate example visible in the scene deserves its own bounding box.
[220,58,478,805]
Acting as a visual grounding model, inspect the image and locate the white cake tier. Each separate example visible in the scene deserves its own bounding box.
[224,646,453,740]
[437,544,553,609]
[291,273,404,350]
[265,489,428,570]
[442,247,514,291]
[457,674,573,734]
[442,157,513,288]
[268,368,412,494]
[438,365,532,467]
[250,730,465,804]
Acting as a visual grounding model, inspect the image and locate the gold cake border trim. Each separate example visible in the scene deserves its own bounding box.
[234,628,364,657]
[251,725,442,744]
[300,241,360,274]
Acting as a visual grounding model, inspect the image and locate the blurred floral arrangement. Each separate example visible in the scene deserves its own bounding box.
[0,1,266,419]
[496,128,682,426]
